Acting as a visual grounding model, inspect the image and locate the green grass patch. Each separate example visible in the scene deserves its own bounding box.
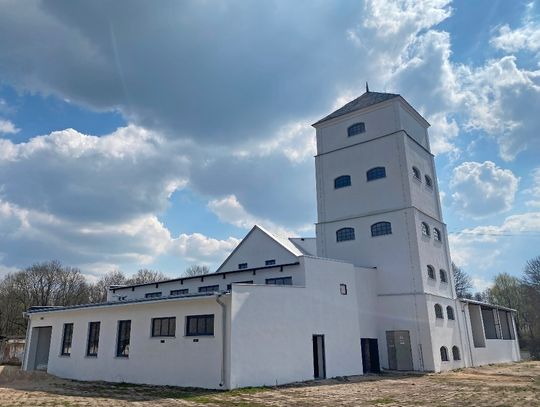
[371,397,396,405]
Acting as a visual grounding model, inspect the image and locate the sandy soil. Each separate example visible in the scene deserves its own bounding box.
[0,361,538,406]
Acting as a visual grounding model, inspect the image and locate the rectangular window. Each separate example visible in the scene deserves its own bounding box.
[198,285,219,293]
[340,284,348,295]
[151,317,176,337]
[61,323,74,356]
[481,307,499,339]
[116,320,131,357]
[186,315,214,336]
[86,322,100,357]
[265,259,276,266]
[266,277,292,285]
[238,263,248,269]
[170,289,188,296]
[226,280,253,290]
[145,292,162,299]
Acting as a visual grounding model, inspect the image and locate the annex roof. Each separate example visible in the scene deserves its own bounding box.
[313,91,400,126]
[459,298,517,313]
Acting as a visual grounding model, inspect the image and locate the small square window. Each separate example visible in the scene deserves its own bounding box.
[265,259,276,266]
[340,284,347,295]
[238,263,248,269]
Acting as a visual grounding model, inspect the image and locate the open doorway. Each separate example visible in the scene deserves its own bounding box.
[26,326,52,371]
[361,338,380,373]
[312,334,326,379]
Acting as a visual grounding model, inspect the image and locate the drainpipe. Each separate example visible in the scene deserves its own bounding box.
[461,303,475,367]
[215,293,227,388]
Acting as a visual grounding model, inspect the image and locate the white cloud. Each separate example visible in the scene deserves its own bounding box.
[450,161,519,217]
[525,167,540,207]
[427,112,460,157]
[0,119,18,134]
[490,2,540,54]
[171,233,239,265]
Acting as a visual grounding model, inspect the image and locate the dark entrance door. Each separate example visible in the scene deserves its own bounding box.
[312,335,326,379]
[386,330,413,370]
[361,338,380,373]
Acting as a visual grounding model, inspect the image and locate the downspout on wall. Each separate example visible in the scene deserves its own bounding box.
[215,293,228,388]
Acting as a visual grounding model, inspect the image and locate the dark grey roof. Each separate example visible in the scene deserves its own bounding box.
[26,292,221,314]
[313,91,400,126]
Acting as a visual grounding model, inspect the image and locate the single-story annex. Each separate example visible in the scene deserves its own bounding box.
[22,89,520,389]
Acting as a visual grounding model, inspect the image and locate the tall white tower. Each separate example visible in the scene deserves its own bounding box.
[313,90,465,372]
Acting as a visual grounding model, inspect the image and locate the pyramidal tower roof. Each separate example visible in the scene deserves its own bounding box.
[313,90,400,126]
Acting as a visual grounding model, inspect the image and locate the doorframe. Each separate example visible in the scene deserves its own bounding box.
[312,334,326,379]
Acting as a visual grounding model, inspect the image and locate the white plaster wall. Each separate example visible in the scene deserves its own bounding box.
[26,296,229,389]
[229,256,365,388]
[110,264,304,301]
[397,103,429,149]
[315,101,399,155]
[315,133,410,223]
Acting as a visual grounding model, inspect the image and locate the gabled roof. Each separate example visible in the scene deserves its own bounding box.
[214,225,302,273]
[313,91,400,126]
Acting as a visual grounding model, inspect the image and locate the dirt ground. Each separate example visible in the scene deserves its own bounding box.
[0,361,538,407]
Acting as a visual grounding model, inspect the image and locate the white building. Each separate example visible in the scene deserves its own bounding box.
[22,90,520,389]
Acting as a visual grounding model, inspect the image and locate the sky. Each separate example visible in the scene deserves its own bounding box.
[0,0,539,290]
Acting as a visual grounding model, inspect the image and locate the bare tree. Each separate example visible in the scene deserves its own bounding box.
[184,265,210,277]
[451,262,473,298]
[88,270,127,303]
[522,256,540,359]
[126,268,168,285]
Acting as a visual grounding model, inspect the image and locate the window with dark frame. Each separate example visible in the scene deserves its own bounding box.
[340,284,347,295]
[152,317,176,337]
[435,304,444,319]
[116,320,131,357]
[425,175,433,188]
[145,292,162,299]
[170,289,188,296]
[265,259,276,266]
[199,285,219,293]
[433,228,442,242]
[86,321,100,357]
[440,346,449,362]
[227,280,253,290]
[447,306,455,320]
[334,175,352,189]
[452,346,460,360]
[421,222,430,237]
[61,323,73,356]
[266,277,292,285]
[366,167,386,181]
[427,265,436,279]
[371,222,392,237]
[412,166,421,180]
[336,227,355,242]
[186,314,214,336]
[347,122,365,137]
[238,263,248,269]
[440,269,448,283]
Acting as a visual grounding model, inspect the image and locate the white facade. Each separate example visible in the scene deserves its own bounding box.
[23,90,520,389]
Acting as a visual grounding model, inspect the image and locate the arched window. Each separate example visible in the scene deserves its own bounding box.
[348,122,365,137]
[334,175,351,189]
[425,175,433,188]
[371,222,392,237]
[452,346,460,361]
[366,167,386,182]
[440,269,448,283]
[427,265,435,280]
[435,304,443,319]
[447,306,455,320]
[440,346,449,362]
[421,222,430,237]
[412,166,421,180]
[433,228,441,242]
[336,227,355,242]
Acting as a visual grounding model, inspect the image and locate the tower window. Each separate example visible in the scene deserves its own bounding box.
[238,263,248,269]
[334,175,351,189]
[447,306,455,320]
[440,269,448,283]
[435,303,444,319]
[336,227,355,242]
[433,228,441,242]
[347,122,365,137]
[425,175,433,188]
[366,167,386,182]
[265,259,276,266]
[421,222,430,237]
[371,222,392,237]
[452,346,460,361]
[440,346,449,362]
[412,167,421,180]
[427,265,435,280]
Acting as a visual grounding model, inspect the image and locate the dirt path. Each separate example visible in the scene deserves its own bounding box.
[0,361,539,406]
